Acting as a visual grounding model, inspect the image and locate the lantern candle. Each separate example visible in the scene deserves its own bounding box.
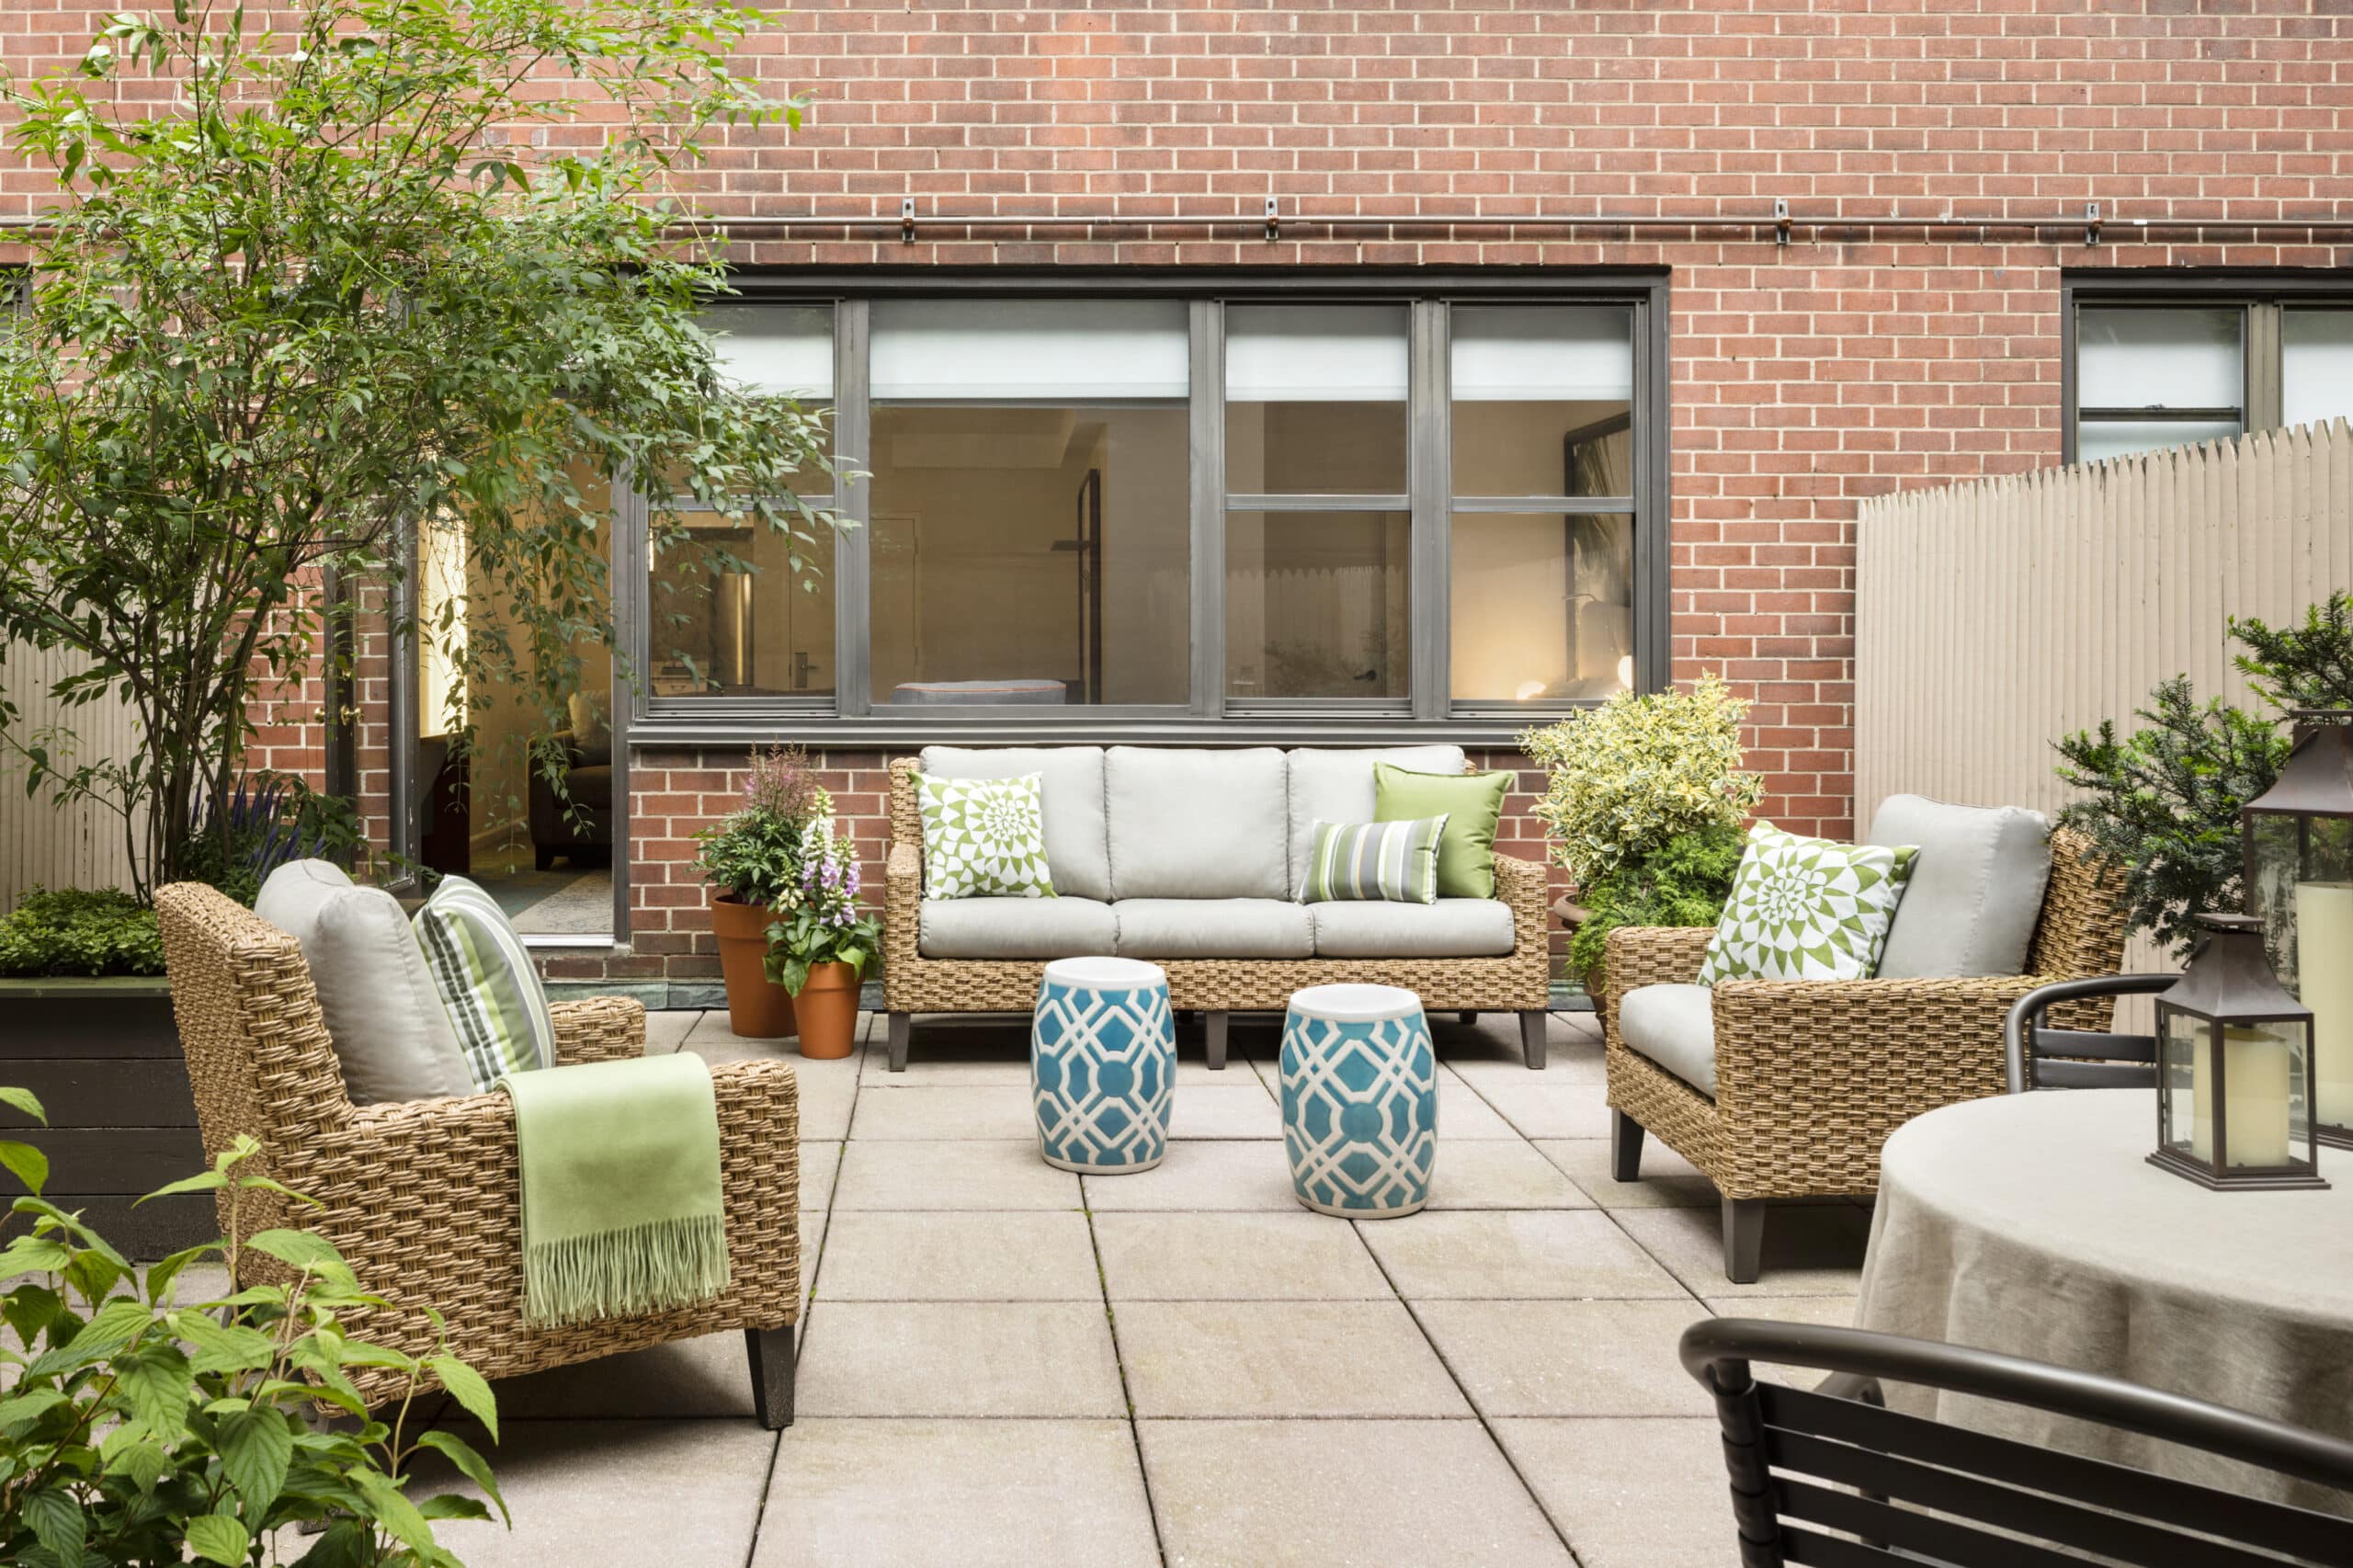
[2300,881,2353,1130]
[2189,1025,2295,1169]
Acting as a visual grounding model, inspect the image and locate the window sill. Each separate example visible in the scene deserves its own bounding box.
[623,711,1575,751]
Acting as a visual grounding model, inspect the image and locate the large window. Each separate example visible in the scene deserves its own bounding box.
[631,278,1665,738]
[2069,286,2353,464]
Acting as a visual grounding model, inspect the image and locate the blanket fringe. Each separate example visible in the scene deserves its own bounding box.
[521,1213,732,1329]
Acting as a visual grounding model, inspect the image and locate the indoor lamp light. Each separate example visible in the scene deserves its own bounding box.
[2241,710,2353,1149]
[2150,914,2327,1192]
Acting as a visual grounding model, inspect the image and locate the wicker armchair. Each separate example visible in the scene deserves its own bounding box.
[154,883,801,1427]
[1602,827,2126,1284]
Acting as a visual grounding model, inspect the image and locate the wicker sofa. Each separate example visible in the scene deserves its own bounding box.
[882,745,1553,1072]
[1602,824,2126,1284]
[154,883,802,1426]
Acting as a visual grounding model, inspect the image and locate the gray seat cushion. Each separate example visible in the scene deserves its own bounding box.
[1865,794,2053,979]
[1284,745,1466,897]
[922,745,1111,902]
[1113,898,1313,960]
[1105,747,1290,901]
[1619,983,1717,1098]
[1310,899,1515,959]
[254,860,474,1105]
[918,896,1117,960]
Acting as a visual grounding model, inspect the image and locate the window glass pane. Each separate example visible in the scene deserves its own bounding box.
[2076,306,2242,411]
[648,507,836,698]
[869,405,1189,706]
[2076,417,2240,465]
[871,299,1188,400]
[2283,310,2353,431]
[702,302,835,399]
[1225,304,1409,494]
[1224,509,1410,700]
[1451,306,1634,499]
[1450,513,1633,702]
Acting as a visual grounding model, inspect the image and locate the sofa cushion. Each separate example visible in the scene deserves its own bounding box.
[919,896,1117,960]
[1285,746,1465,895]
[1620,983,1717,1098]
[1866,794,2052,979]
[922,746,1111,901]
[255,860,475,1106]
[1113,898,1314,960]
[1105,747,1290,901]
[1310,899,1516,959]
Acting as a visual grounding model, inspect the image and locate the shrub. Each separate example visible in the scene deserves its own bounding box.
[695,746,833,908]
[1567,824,1747,981]
[1520,673,1767,890]
[0,1094,505,1565]
[0,887,165,979]
[2232,590,2353,712]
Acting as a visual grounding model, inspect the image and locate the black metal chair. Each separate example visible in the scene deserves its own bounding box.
[1683,1317,2353,1567]
[2003,972,2179,1093]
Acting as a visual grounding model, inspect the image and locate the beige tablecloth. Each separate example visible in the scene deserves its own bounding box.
[1856,1089,2353,1514]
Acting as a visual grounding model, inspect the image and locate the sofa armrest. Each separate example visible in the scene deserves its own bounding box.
[884,841,923,995]
[1490,852,1548,956]
[550,996,647,1065]
[1604,926,1715,992]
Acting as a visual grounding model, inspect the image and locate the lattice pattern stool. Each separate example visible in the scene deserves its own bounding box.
[1030,957,1176,1173]
[1279,983,1437,1217]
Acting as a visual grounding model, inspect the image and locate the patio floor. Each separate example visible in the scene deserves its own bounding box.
[403,1010,1869,1566]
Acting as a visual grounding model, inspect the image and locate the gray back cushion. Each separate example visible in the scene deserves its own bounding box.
[1105,746,1290,900]
[254,860,475,1105]
[921,745,1111,902]
[1284,745,1466,896]
[1865,794,2053,979]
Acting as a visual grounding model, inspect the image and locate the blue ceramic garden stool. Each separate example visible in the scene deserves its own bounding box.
[1030,957,1176,1174]
[1280,983,1438,1217]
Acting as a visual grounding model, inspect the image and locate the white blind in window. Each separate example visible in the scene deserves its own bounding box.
[703,303,835,400]
[1450,305,1633,402]
[2284,311,2353,432]
[1225,304,1409,403]
[870,299,1188,400]
[2076,307,2242,411]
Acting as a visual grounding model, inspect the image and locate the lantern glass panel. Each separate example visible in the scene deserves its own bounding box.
[2158,1009,2201,1163]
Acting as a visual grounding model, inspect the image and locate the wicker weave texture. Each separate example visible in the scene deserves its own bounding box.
[1600,827,2128,1201]
[881,756,1552,1014]
[155,884,800,1411]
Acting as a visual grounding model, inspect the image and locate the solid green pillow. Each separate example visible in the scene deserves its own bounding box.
[1374,763,1511,899]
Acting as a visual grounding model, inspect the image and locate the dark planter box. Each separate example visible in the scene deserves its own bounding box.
[0,979,213,1258]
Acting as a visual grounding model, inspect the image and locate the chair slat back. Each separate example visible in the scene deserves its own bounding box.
[2005,973,2177,1092]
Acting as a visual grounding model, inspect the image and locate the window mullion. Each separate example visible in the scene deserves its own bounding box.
[2248,301,2282,434]
[1191,299,1224,718]
[1412,298,1449,722]
[833,299,871,719]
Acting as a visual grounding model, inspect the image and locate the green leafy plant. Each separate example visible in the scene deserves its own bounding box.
[0,1092,504,1565]
[0,887,165,979]
[1520,673,1767,891]
[2232,590,2353,712]
[1567,824,1747,981]
[765,830,880,995]
[694,746,833,909]
[2053,676,2290,959]
[0,0,841,903]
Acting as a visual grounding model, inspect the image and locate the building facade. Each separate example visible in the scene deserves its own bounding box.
[6,2,2350,987]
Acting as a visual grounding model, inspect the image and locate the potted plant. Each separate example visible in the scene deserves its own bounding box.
[766,827,881,1061]
[696,745,830,1038]
[1521,674,1767,1002]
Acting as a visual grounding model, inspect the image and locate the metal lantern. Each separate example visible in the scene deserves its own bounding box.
[2151,914,2327,1191]
[2241,710,2353,1149]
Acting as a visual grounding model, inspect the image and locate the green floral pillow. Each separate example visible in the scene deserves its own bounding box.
[1695,824,1917,985]
[917,772,1057,900]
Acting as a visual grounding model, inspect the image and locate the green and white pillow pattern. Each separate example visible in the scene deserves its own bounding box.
[1299,815,1450,905]
[1696,824,1919,985]
[917,771,1057,900]
[415,875,557,1091]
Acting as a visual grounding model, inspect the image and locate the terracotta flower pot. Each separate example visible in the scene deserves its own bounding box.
[793,960,861,1061]
[710,893,796,1040]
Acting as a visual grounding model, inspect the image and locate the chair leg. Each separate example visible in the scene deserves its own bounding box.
[747,1324,796,1431]
[1722,1198,1765,1286]
[1518,1009,1548,1070]
[1610,1108,1646,1181]
[1205,1010,1230,1071]
[886,1011,911,1073]
[1456,1010,1478,1027]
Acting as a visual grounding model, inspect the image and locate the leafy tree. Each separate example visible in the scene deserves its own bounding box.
[1567,823,1746,983]
[0,0,841,902]
[2232,591,2353,712]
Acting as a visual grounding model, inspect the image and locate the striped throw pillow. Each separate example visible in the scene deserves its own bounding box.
[1298,815,1450,905]
[414,875,556,1091]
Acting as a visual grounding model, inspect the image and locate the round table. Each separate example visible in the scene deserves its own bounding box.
[1857,1089,2353,1513]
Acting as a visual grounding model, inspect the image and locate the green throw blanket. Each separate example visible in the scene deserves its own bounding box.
[495,1052,729,1328]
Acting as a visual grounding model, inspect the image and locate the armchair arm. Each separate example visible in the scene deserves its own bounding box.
[550,996,647,1065]
[1603,926,1715,992]
[884,840,923,1004]
[1490,853,1549,962]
